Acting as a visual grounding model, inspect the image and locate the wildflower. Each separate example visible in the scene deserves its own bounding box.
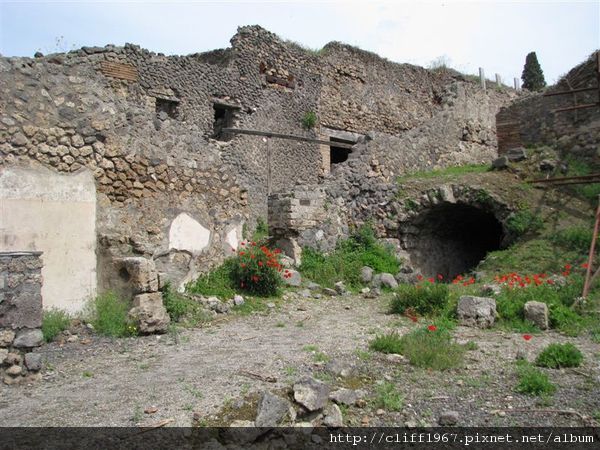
[428,325,437,332]
[416,275,423,281]
[409,316,418,323]
[547,279,554,285]
[523,334,532,341]
[427,277,434,284]
[437,274,443,280]
[241,263,246,268]
[239,251,245,256]
[581,263,589,269]
[258,261,263,267]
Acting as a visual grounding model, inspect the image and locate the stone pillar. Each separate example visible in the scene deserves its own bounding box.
[0,251,45,385]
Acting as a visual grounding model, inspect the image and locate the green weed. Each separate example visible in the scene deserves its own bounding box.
[515,361,556,396]
[535,343,583,368]
[42,308,71,342]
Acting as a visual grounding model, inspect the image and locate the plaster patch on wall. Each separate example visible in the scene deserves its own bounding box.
[226,228,239,250]
[168,213,211,254]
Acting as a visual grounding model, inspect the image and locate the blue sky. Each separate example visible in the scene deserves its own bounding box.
[0,1,598,85]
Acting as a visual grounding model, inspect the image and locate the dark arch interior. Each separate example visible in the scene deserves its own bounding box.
[330,137,353,165]
[405,203,504,280]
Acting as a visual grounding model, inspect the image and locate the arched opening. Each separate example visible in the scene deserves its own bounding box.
[401,203,504,279]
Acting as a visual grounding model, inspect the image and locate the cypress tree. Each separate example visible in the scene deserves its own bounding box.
[521,52,546,91]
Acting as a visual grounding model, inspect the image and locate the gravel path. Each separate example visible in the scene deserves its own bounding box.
[0,293,598,427]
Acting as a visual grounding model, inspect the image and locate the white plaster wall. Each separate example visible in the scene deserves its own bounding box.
[0,165,96,313]
[169,213,211,254]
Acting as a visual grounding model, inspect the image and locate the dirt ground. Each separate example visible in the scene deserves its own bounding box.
[1,293,598,427]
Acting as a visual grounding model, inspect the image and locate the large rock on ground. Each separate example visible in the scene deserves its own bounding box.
[322,404,343,427]
[293,377,330,412]
[457,296,496,328]
[128,292,170,334]
[255,391,292,427]
[379,273,398,289]
[524,301,549,330]
[360,266,374,283]
[282,269,302,287]
[329,388,366,406]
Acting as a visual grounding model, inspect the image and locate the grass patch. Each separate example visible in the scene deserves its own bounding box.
[162,282,211,327]
[396,164,489,183]
[187,259,237,300]
[41,308,71,342]
[373,382,404,411]
[370,327,465,370]
[89,291,136,338]
[535,343,583,368]
[301,111,317,129]
[515,361,556,396]
[390,283,449,316]
[299,224,399,289]
[550,226,595,253]
[252,217,269,242]
[506,209,544,237]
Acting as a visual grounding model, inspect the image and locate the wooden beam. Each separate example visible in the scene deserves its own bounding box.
[553,103,599,113]
[544,86,598,96]
[528,173,600,184]
[222,128,355,149]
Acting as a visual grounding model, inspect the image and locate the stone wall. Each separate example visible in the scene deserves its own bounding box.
[496,51,599,157]
[0,252,45,384]
[1,25,519,308]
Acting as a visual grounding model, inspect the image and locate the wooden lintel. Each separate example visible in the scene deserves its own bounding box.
[222,128,356,149]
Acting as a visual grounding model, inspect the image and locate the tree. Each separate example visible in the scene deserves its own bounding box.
[521,52,546,91]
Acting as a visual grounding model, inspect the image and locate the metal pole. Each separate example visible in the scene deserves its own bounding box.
[582,195,600,298]
[479,68,486,91]
[266,137,271,196]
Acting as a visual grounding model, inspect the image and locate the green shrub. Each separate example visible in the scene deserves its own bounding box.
[162,283,210,327]
[390,283,449,316]
[515,361,556,396]
[371,327,464,371]
[253,217,269,242]
[550,227,594,253]
[507,209,543,236]
[188,259,238,299]
[230,243,282,297]
[535,343,583,368]
[494,277,585,335]
[299,224,399,289]
[302,111,317,129]
[369,332,403,354]
[90,292,136,338]
[373,382,404,411]
[42,308,71,342]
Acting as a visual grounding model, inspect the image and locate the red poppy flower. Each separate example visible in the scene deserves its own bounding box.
[428,325,437,332]
[428,277,435,284]
[437,274,443,280]
[523,334,532,341]
[581,263,589,269]
[547,279,554,285]
[417,275,423,281]
[241,263,246,268]
[410,316,418,323]
[239,251,245,256]
[251,242,256,246]
[258,261,263,266]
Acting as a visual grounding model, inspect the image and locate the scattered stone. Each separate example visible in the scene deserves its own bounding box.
[379,273,398,289]
[539,159,556,171]
[324,359,355,378]
[267,303,275,309]
[12,329,44,348]
[0,330,15,347]
[128,292,170,334]
[492,156,509,170]
[0,348,7,364]
[306,282,321,291]
[524,301,549,330]
[67,335,79,343]
[6,365,23,376]
[371,274,382,288]
[322,404,343,427]
[223,421,263,444]
[144,406,159,414]
[255,391,292,427]
[299,289,311,298]
[360,266,374,283]
[334,281,347,295]
[3,375,22,385]
[439,410,460,426]
[293,377,330,412]
[5,352,22,366]
[481,284,502,296]
[506,147,527,162]
[233,295,245,306]
[24,372,42,383]
[385,354,407,363]
[282,269,302,287]
[24,352,42,371]
[360,287,370,294]
[322,288,338,297]
[376,409,385,416]
[457,296,497,328]
[329,388,366,406]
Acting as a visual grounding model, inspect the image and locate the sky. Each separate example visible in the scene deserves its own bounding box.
[0,0,598,85]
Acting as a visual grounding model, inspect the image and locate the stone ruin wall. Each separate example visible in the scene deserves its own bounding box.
[496,51,600,161]
[1,25,518,311]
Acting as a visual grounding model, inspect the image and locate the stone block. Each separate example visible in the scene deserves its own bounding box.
[128,292,170,334]
[118,257,159,294]
[457,296,496,328]
[24,352,43,371]
[12,329,44,348]
[524,301,549,330]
